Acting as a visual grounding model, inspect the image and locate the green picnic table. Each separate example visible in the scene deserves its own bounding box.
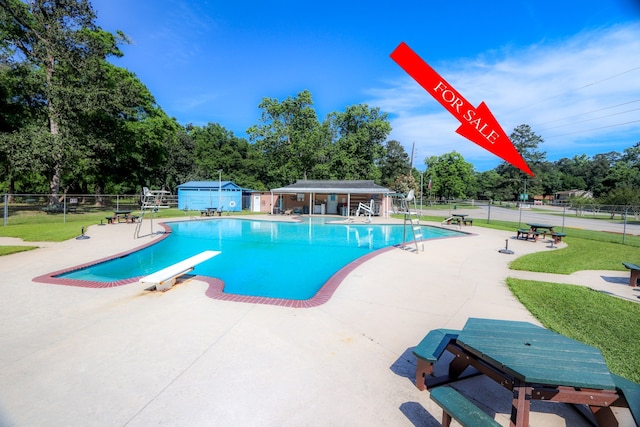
[421,318,639,427]
[622,262,640,287]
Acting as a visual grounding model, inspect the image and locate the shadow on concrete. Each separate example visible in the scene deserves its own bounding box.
[399,401,440,427]
[389,347,416,382]
[601,275,631,286]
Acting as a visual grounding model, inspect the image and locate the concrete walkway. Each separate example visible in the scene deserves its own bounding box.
[0,217,636,426]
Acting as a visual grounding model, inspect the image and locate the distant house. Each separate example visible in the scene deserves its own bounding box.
[554,189,593,205]
[177,180,243,212]
[533,195,554,205]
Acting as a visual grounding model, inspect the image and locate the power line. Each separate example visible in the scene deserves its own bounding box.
[513,66,640,113]
[537,107,640,132]
[532,99,640,127]
[545,119,640,139]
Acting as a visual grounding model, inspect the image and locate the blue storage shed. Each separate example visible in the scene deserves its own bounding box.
[177,181,243,212]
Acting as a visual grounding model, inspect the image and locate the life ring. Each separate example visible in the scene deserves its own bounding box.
[229,200,236,208]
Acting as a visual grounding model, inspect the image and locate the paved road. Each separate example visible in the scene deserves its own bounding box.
[422,204,640,236]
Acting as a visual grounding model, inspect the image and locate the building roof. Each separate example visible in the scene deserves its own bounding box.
[177,181,240,190]
[554,189,593,198]
[270,180,392,194]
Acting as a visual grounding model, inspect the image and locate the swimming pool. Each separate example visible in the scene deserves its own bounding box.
[54,218,465,300]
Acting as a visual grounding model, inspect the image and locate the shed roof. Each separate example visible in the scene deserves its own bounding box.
[177,181,240,190]
[270,180,391,194]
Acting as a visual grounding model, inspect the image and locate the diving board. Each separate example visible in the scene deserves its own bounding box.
[140,250,220,291]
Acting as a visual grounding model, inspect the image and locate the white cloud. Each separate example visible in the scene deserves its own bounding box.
[369,23,640,171]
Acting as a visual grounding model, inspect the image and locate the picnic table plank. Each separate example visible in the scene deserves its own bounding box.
[457,319,615,390]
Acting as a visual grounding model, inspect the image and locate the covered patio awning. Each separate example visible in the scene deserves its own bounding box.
[270,180,393,217]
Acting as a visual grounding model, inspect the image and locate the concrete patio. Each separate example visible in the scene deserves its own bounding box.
[0,215,635,426]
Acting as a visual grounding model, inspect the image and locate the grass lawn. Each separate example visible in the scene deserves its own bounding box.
[0,245,38,256]
[507,278,640,383]
[0,209,261,254]
[509,237,638,273]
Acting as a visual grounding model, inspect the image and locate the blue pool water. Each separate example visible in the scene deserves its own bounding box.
[59,218,463,300]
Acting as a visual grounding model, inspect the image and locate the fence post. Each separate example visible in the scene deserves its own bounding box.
[622,206,628,245]
[562,206,566,233]
[3,194,7,226]
[518,202,523,228]
[487,200,491,224]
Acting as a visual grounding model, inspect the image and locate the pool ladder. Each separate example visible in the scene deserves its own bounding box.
[134,187,170,238]
[399,190,423,253]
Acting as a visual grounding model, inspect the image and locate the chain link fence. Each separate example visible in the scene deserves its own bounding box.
[1,193,179,225]
[4,193,640,244]
[415,199,640,245]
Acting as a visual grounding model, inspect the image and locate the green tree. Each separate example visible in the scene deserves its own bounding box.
[495,124,546,200]
[475,170,504,200]
[556,155,589,190]
[0,0,127,199]
[390,173,418,195]
[589,152,619,197]
[424,151,475,199]
[379,139,410,187]
[0,61,49,195]
[247,90,323,187]
[162,124,197,191]
[326,104,391,181]
[191,122,266,190]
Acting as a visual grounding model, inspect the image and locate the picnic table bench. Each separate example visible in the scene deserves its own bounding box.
[551,231,566,243]
[622,262,640,287]
[413,328,460,391]
[516,228,539,242]
[430,386,500,427]
[611,373,640,424]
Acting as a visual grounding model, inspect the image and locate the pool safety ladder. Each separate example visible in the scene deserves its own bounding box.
[399,190,423,253]
[134,187,171,238]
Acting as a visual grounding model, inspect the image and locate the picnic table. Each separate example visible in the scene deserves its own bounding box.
[526,223,554,235]
[201,207,221,217]
[106,210,138,224]
[444,214,473,226]
[622,262,640,287]
[419,318,638,427]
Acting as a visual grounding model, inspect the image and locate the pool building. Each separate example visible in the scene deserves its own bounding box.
[253,180,394,217]
[177,181,243,213]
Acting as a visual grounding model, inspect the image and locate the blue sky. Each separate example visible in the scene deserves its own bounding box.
[91,0,640,172]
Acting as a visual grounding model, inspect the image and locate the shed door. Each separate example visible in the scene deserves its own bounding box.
[253,195,261,212]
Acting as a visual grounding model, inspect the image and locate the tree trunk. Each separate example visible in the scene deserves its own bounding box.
[94,182,106,206]
[7,177,15,203]
[46,53,62,205]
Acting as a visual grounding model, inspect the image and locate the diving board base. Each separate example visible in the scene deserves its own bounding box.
[140,250,220,291]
